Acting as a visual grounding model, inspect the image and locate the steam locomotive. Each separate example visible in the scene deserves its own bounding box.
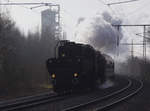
[46,40,114,93]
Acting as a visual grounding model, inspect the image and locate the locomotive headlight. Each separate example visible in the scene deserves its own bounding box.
[62,53,65,57]
[51,74,56,79]
[74,73,78,77]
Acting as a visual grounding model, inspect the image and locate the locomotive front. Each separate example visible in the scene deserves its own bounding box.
[46,40,97,92]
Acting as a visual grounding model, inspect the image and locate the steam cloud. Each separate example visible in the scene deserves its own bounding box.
[74,12,124,54]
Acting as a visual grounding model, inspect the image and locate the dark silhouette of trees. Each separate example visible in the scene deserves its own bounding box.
[0,11,58,97]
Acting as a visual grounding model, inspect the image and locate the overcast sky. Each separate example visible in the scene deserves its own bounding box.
[1,0,150,35]
[1,0,150,58]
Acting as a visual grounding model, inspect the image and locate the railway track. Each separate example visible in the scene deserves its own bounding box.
[26,76,130,111]
[0,76,142,111]
[95,79,143,111]
[0,88,97,110]
[62,78,143,111]
[0,91,70,111]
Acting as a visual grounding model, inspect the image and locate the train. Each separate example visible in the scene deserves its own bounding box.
[46,40,115,93]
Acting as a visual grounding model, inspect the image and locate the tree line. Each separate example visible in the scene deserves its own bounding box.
[0,12,58,95]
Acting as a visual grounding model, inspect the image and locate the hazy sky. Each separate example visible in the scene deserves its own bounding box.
[1,0,105,35]
[2,0,150,36]
[1,0,150,58]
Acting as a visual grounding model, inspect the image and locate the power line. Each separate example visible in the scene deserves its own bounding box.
[0,2,61,39]
[97,1,136,58]
[125,0,150,19]
[99,0,148,59]
[0,2,55,5]
[112,24,150,26]
[136,33,150,40]
[107,0,139,6]
[113,24,150,62]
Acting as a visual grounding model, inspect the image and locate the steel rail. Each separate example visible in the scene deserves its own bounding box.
[0,91,70,111]
[95,79,143,111]
[0,92,56,104]
[62,78,132,111]
[4,95,68,111]
[0,91,56,105]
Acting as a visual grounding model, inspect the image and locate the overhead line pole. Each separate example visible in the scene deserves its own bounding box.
[112,24,150,62]
[104,0,142,60]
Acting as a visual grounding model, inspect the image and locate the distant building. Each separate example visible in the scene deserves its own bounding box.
[41,9,60,39]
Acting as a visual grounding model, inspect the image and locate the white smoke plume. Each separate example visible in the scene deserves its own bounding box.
[74,11,125,54]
